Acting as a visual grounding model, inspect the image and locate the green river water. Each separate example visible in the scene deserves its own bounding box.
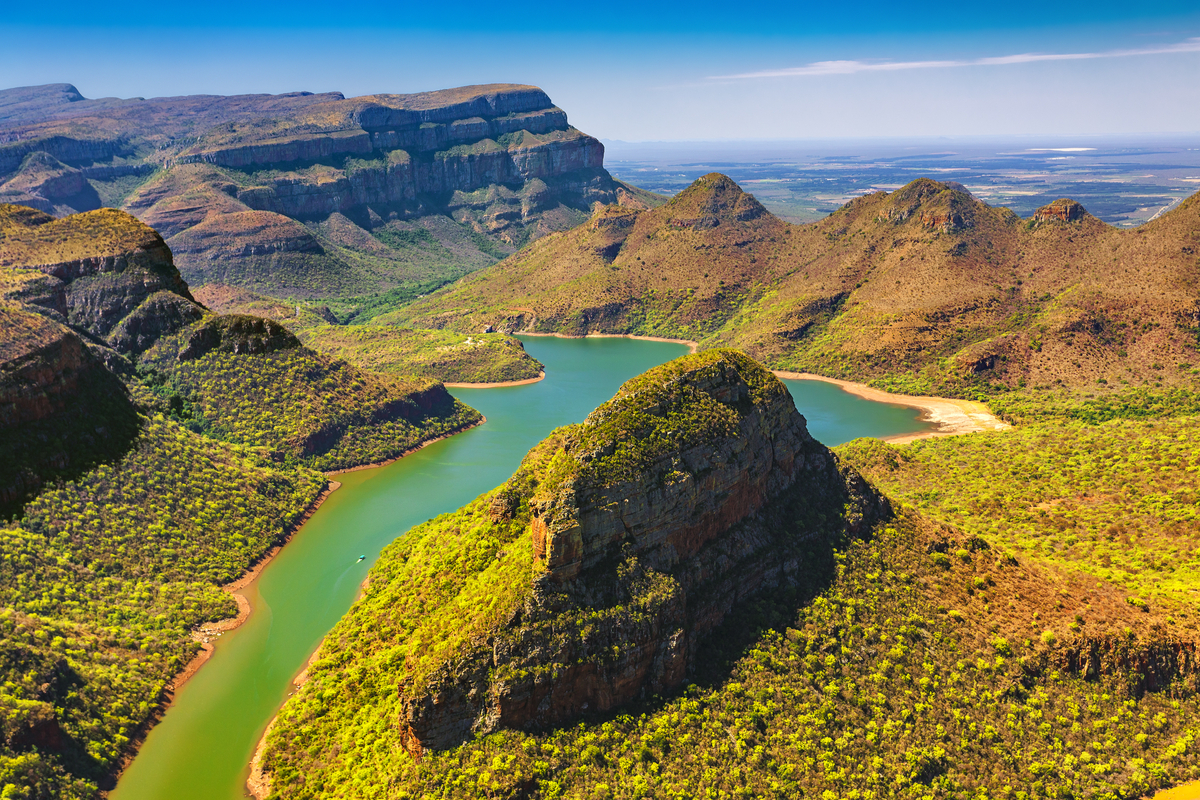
[111,336,931,800]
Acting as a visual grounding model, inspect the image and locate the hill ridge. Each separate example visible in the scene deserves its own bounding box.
[400,174,1200,395]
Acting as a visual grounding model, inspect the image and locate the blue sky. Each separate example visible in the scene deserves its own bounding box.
[3,1,1199,140]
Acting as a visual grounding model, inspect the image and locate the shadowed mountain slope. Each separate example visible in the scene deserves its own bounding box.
[401,175,1200,394]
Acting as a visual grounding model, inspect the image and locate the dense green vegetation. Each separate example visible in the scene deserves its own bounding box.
[986,386,1200,426]
[838,413,1200,609]
[261,508,1200,799]
[296,325,543,384]
[553,348,780,487]
[0,416,325,799]
[140,317,482,471]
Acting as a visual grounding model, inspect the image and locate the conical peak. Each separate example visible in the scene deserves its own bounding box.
[889,178,972,205]
[879,178,980,232]
[662,173,768,228]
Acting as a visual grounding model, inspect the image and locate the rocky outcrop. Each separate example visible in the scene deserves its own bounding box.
[109,291,206,355]
[1056,634,1200,695]
[1033,199,1087,224]
[0,305,92,429]
[0,136,126,177]
[396,350,890,752]
[0,204,202,352]
[175,314,301,361]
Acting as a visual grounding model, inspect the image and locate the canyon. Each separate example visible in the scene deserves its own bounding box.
[0,83,657,299]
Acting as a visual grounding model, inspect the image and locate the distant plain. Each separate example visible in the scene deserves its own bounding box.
[606,136,1200,225]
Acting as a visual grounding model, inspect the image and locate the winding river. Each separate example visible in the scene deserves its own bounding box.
[111,336,932,800]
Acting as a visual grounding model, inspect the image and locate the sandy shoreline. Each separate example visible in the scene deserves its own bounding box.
[517,330,700,353]
[506,333,1003,444]
[444,370,545,388]
[773,371,1011,443]
[1153,780,1200,800]
[166,477,342,695]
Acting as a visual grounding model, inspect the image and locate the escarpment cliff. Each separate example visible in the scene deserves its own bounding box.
[0,83,657,299]
[257,350,889,793]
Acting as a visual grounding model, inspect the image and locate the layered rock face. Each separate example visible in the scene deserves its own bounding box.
[0,204,202,350]
[1033,198,1087,224]
[530,354,810,582]
[0,83,643,297]
[394,350,890,752]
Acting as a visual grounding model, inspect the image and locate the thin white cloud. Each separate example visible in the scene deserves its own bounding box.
[713,38,1200,79]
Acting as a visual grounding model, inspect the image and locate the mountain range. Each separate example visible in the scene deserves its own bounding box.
[400,173,1200,394]
[0,83,659,300]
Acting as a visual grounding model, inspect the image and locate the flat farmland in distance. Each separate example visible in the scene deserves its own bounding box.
[606,135,1200,226]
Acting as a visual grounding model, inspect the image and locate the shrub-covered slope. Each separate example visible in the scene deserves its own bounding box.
[139,314,481,470]
[839,411,1200,610]
[0,412,327,798]
[295,324,543,384]
[255,350,1200,800]
[402,174,1200,396]
[0,199,486,797]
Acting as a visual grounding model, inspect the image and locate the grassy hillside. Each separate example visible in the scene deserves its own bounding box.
[295,324,543,384]
[163,207,501,300]
[256,353,1200,800]
[400,174,1200,397]
[192,283,545,385]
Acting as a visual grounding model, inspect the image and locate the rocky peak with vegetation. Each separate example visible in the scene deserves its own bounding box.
[1032,198,1089,225]
[256,350,889,793]
[0,203,201,352]
[529,349,818,582]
